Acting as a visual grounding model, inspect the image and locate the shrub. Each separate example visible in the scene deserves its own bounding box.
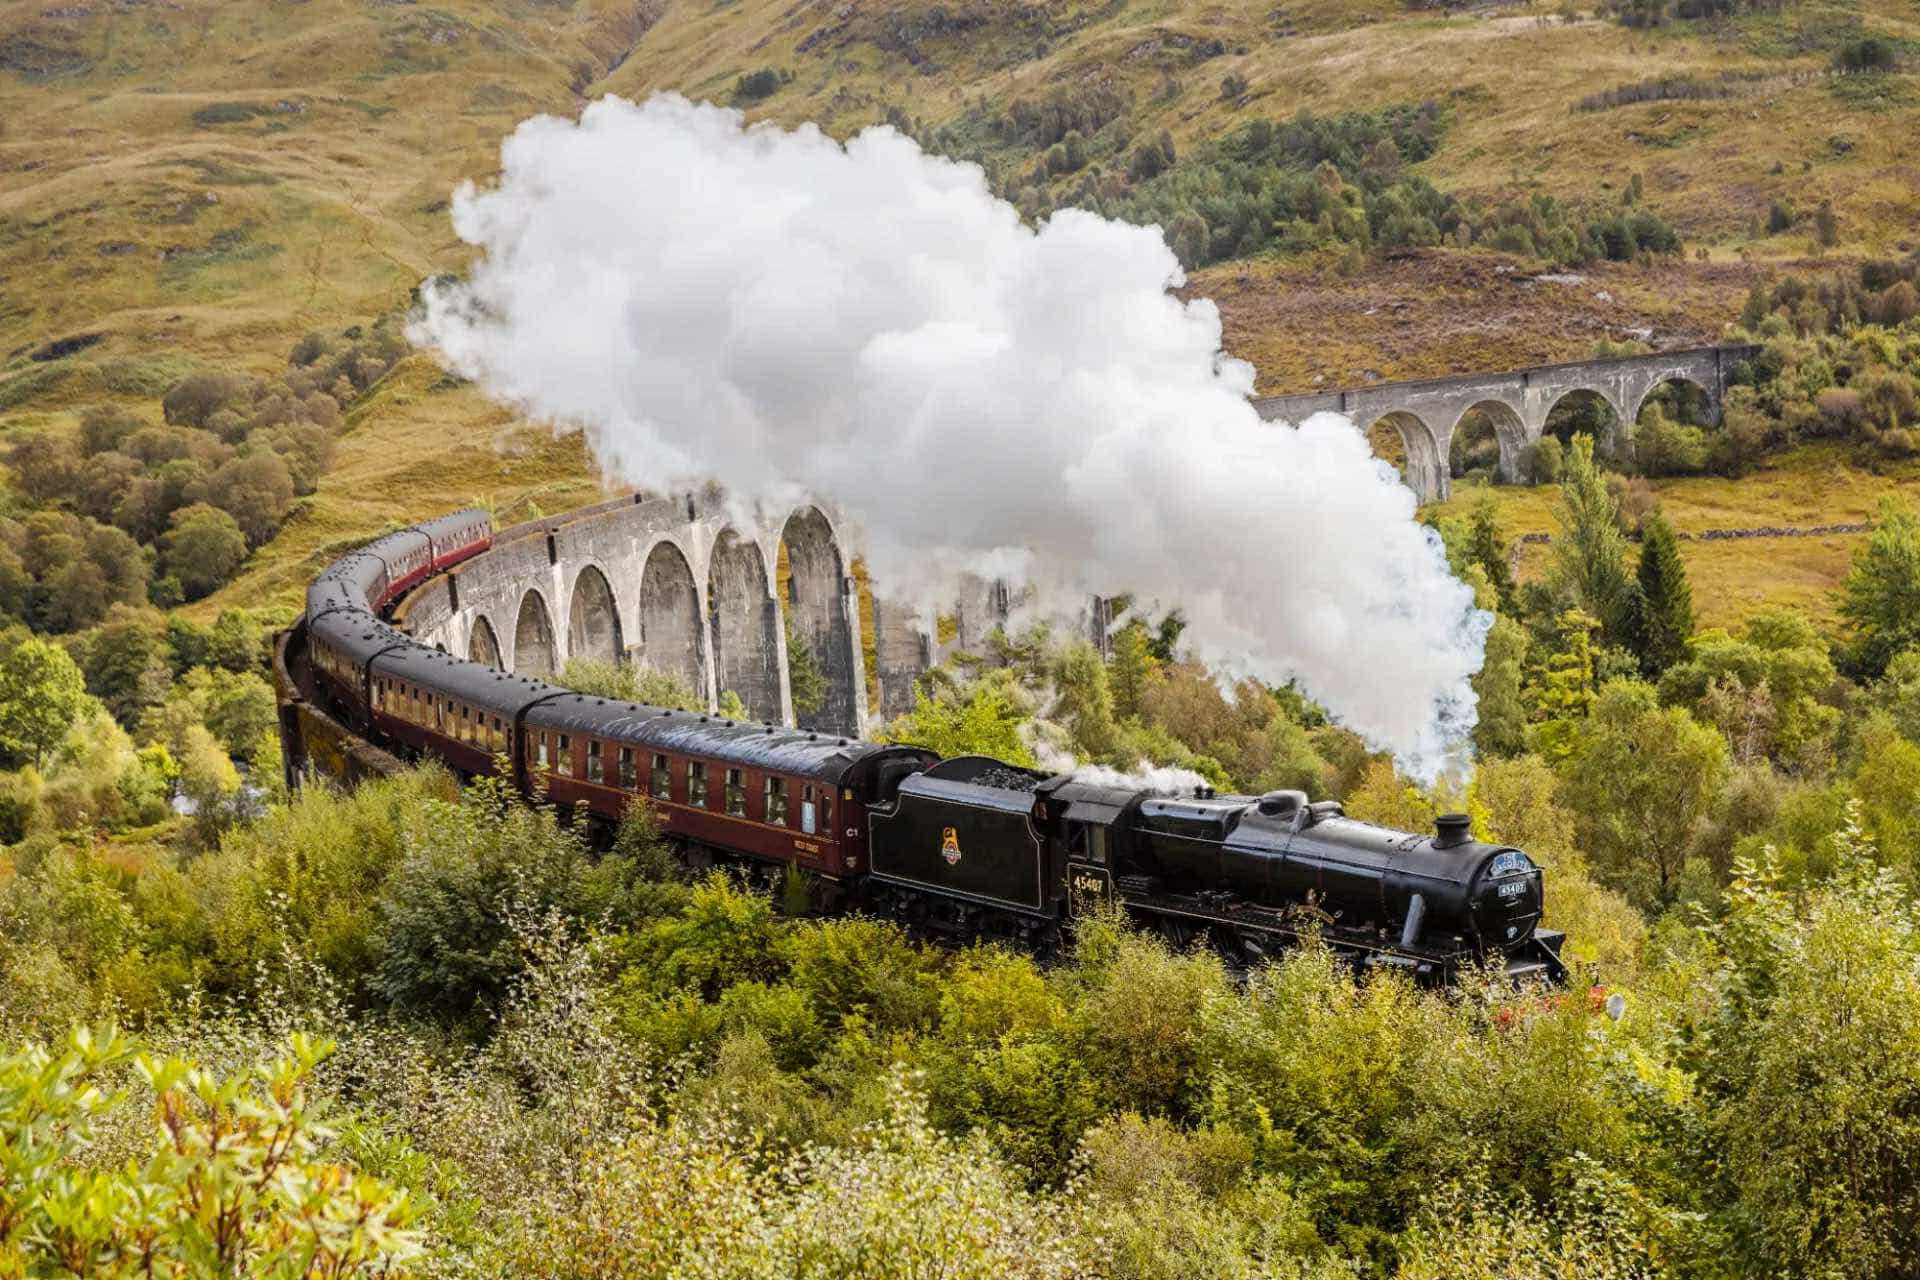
[782,915,941,1034]
[557,655,703,710]
[371,779,601,1020]
[733,67,783,102]
[1525,435,1564,484]
[0,1026,421,1274]
[1701,821,1920,1277]
[5,432,79,505]
[77,405,146,456]
[1058,911,1230,1116]
[496,1077,1091,1278]
[1633,409,1709,476]
[619,872,787,1002]
[1834,35,1897,74]
[161,370,249,428]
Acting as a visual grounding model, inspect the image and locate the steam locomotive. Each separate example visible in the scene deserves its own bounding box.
[294,509,1567,985]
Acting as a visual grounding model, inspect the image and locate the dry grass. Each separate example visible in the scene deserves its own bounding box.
[1436,442,1919,630]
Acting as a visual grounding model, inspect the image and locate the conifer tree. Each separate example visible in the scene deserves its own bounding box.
[1464,497,1516,615]
[785,620,828,717]
[1470,613,1530,758]
[1528,609,1599,763]
[1630,511,1694,676]
[1106,621,1157,721]
[1548,435,1635,644]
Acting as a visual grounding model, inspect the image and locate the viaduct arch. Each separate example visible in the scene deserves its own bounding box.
[1253,344,1759,501]
[396,492,880,737]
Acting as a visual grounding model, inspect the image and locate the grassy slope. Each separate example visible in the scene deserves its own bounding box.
[1,0,1915,622]
[1432,441,1920,631]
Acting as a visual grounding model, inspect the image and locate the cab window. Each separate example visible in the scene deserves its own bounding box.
[1068,823,1109,865]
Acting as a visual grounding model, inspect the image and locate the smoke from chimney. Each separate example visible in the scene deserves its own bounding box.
[409,94,1489,778]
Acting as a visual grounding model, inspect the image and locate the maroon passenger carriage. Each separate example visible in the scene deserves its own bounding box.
[301,505,936,889]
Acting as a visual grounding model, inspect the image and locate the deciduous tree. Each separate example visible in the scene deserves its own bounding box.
[160,502,248,599]
[1841,497,1920,678]
[0,635,89,768]
[1561,679,1729,905]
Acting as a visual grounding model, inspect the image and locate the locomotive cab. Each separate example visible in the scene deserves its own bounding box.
[1036,778,1142,907]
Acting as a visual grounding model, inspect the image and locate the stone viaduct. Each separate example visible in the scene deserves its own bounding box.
[386,346,1761,735]
[391,492,915,737]
[1251,344,1761,502]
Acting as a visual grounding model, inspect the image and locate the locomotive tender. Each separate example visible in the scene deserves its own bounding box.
[295,508,1567,985]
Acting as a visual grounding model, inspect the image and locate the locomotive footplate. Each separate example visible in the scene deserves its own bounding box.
[1123,888,1555,985]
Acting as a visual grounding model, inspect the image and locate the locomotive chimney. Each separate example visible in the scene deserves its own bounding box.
[1433,813,1472,848]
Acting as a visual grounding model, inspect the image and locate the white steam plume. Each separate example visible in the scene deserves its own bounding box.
[410,94,1489,777]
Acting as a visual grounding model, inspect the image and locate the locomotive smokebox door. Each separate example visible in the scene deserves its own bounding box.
[868,757,1049,911]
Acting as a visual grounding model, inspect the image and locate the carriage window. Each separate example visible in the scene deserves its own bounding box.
[460,705,471,742]
[650,753,670,799]
[725,768,746,816]
[587,740,604,783]
[556,734,573,776]
[801,784,817,835]
[536,732,549,770]
[492,717,504,751]
[688,760,708,807]
[821,790,832,831]
[765,776,788,826]
[618,747,636,790]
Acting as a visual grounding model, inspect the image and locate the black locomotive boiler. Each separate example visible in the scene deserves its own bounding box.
[288,508,1567,986]
[867,756,1564,983]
